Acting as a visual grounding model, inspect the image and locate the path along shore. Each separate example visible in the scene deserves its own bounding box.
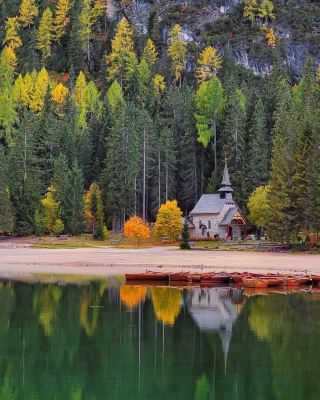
[0,246,320,279]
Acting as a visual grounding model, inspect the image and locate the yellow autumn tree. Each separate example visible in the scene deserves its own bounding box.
[54,0,71,42]
[29,68,50,112]
[151,287,182,325]
[243,0,257,24]
[261,25,276,47]
[124,215,151,243]
[154,200,183,241]
[37,7,54,60]
[120,286,147,309]
[317,65,320,82]
[196,46,222,84]
[142,38,158,67]
[19,0,38,28]
[153,74,166,97]
[21,72,34,107]
[106,18,137,84]
[52,82,69,105]
[0,46,17,73]
[258,0,275,22]
[39,186,64,235]
[3,17,22,50]
[79,0,105,59]
[167,24,187,85]
[52,82,69,114]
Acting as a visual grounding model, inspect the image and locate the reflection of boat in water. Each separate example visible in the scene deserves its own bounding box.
[188,287,244,362]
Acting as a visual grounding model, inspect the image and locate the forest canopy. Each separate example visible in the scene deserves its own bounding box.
[0,0,320,242]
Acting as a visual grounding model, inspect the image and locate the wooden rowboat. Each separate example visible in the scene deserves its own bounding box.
[125,272,169,281]
[187,273,202,282]
[200,274,230,284]
[284,277,300,286]
[169,272,190,282]
[243,278,269,288]
[264,278,285,287]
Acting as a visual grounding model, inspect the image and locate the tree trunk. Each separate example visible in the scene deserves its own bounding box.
[143,130,146,220]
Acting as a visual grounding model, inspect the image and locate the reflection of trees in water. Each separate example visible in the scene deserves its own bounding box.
[247,293,320,400]
[33,285,62,336]
[0,283,319,400]
[150,287,182,325]
[79,292,101,336]
[120,286,147,310]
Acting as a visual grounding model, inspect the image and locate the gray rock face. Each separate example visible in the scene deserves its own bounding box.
[108,0,320,77]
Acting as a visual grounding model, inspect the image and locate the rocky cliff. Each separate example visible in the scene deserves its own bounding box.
[109,0,320,77]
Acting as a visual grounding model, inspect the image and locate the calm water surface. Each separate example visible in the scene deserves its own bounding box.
[0,279,319,400]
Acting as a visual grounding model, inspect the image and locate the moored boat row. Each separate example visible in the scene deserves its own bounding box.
[125,271,316,287]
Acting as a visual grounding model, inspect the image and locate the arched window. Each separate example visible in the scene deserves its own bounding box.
[208,221,211,229]
[199,220,202,229]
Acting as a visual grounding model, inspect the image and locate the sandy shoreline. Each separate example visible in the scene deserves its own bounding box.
[0,246,320,280]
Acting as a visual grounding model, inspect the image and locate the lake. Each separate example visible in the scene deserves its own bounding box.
[0,278,319,400]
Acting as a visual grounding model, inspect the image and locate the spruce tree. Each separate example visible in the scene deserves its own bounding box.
[180,220,191,250]
[267,83,296,242]
[247,98,269,193]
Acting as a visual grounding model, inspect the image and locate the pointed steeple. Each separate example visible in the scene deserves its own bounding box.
[221,158,232,187]
[218,157,233,196]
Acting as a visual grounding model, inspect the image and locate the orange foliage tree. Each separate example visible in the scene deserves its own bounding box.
[120,285,147,309]
[124,215,151,243]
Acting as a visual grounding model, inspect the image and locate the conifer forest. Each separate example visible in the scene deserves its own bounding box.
[0,0,320,242]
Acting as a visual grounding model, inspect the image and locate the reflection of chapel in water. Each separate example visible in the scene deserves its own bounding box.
[188,288,244,362]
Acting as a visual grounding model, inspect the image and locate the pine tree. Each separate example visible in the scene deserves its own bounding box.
[0,149,15,234]
[247,98,269,193]
[267,83,296,242]
[37,8,54,61]
[83,182,105,239]
[54,0,71,42]
[223,86,247,208]
[63,162,84,235]
[8,111,43,235]
[180,220,190,249]
[19,0,38,28]
[3,17,22,50]
[291,58,319,233]
[167,24,187,86]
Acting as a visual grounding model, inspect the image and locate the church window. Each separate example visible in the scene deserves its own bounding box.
[208,221,211,229]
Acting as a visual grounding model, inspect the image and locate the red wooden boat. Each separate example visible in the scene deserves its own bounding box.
[311,275,320,285]
[243,278,269,288]
[169,272,190,282]
[299,276,312,285]
[284,277,300,286]
[229,273,246,284]
[125,272,169,281]
[264,277,285,287]
[201,274,230,284]
[187,273,202,282]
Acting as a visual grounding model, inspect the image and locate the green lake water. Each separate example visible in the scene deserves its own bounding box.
[0,279,319,400]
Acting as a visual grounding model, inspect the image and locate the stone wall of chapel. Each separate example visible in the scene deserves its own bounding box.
[190,215,227,239]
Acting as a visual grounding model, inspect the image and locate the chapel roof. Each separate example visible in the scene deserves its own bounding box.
[189,194,235,215]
